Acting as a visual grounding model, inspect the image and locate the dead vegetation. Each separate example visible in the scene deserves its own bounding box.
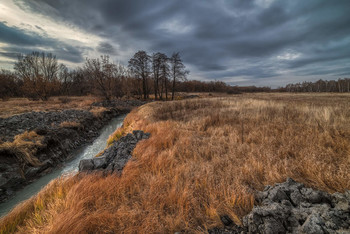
[59,121,83,130]
[0,176,77,234]
[0,131,44,168]
[0,96,102,118]
[89,107,108,118]
[1,93,350,233]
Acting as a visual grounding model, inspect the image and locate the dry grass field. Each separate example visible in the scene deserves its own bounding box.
[0,96,102,118]
[1,93,350,233]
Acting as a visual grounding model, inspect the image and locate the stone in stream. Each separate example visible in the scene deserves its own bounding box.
[78,130,150,173]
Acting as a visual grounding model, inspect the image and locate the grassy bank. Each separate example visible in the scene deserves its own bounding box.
[1,93,350,233]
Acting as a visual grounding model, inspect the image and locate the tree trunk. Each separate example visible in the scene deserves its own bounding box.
[165,78,168,101]
[159,78,164,100]
[154,79,158,100]
[142,77,146,99]
[172,76,175,100]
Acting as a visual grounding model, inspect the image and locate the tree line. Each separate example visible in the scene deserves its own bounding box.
[280,79,350,93]
[0,51,190,101]
[10,50,348,101]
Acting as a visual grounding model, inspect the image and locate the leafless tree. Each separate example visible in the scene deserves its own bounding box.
[112,63,129,98]
[152,52,168,100]
[160,55,170,100]
[128,51,151,99]
[14,52,60,100]
[58,64,73,95]
[84,55,117,100]
[0,69,18,100]
[70,68,91,96]
[170,52,188,100]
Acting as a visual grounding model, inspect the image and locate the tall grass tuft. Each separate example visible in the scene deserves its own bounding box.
[0,131,44,168]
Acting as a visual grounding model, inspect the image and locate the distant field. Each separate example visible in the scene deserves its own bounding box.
[0,96,102,118]
[1,93,350,233]
[0,93,219,118]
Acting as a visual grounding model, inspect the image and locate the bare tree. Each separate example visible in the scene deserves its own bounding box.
[152,52,168,100]
[128,51,151,99]
[0,69,18,100]
[160,55,170,100]
[170,52,188,100]
[112,63,129,98]
[84,55,117,100]
[70,68,91,96]
[58,64,73,95]
[14,52,60,100]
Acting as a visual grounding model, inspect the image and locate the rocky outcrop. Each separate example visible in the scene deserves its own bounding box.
[79,130,150,173]
[209,178,350,234]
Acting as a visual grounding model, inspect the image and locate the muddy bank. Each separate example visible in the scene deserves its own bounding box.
[0,100,145,203]
[210,178,350,234]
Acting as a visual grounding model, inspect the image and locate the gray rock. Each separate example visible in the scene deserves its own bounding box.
[300,213,325,234]
[92,157,107,169]
[332,192,350,211]
[133,130,143,140]
[211,178,350,234]
[290,189,304,206]
[78,130,150,174]
[79,159,94,171]
[105,163,114,172]
[267,187,289,203]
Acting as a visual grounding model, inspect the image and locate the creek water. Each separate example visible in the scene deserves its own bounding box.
[0,115,126,217]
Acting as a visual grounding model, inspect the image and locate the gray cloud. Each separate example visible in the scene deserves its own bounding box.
[97,42,118,55]
[2,0,350,87]
[0,22,40,46]
[0,21,85,64]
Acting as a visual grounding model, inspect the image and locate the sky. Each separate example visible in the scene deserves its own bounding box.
[0,0,350,87]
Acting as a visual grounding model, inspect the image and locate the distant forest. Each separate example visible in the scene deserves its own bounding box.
[0,51,348,101]
[279,79,350,93]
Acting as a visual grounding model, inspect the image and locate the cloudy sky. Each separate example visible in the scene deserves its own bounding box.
[0,0,349,87]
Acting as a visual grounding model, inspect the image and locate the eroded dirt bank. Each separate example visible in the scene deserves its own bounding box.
[0,100,145,203]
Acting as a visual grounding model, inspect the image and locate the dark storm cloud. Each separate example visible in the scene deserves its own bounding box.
[0,22,40,45]
[97,42,117,55]
[0,21,84,64]
[2,44,85,64]
[4,0,350,86]
[0,52,20,60]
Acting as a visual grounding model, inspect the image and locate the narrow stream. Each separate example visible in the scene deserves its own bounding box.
[0,114,126,217]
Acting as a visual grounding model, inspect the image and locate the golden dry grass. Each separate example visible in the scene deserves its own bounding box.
[0,131,44,168]
[0,96,102,118]
[89,107,108,118]
[1,93,350,233]
[0,176,77,234]
[59,121,83,130]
